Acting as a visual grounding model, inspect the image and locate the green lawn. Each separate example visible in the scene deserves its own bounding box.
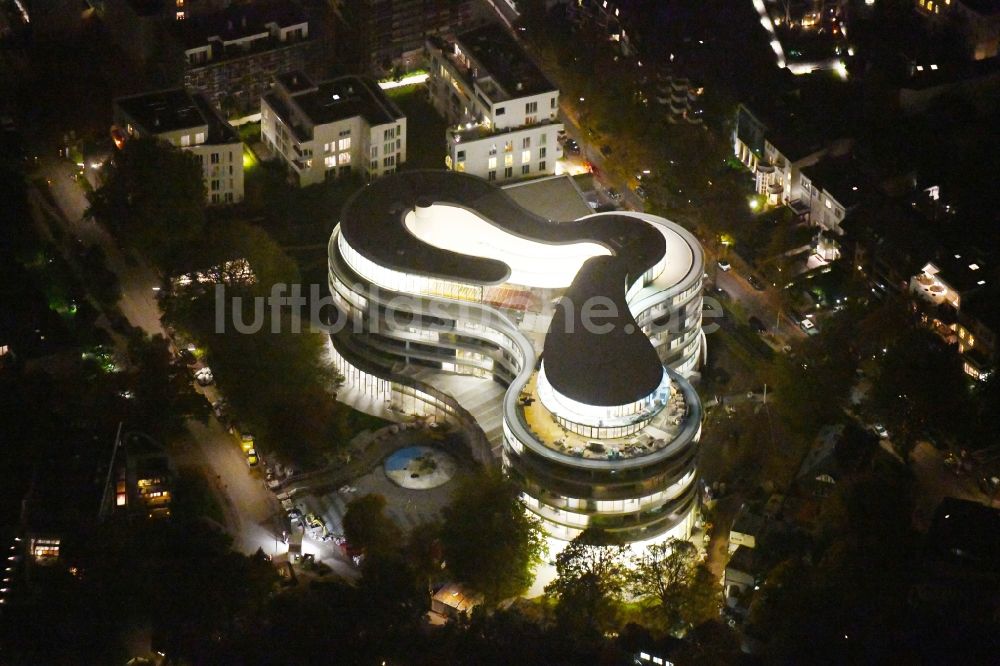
[388,85,449,171]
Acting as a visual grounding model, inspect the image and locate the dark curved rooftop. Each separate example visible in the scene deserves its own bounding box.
[543,256,665,406]
[337,170,665,286]
[335,170,670,408]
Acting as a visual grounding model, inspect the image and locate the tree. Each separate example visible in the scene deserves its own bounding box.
[124,331,207,438]
[439,472,546,603]
[545,528,629,636]
[87,137,206,272]
[162,286,347,467]
[629,538,719,634]
[869,327,971,454]
[355,550,430,644]
[342,493,401,558]
[191,220,300,295]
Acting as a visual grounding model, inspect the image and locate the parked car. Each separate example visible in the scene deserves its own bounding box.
[239,433,255,452]
[717,259,731,272]
[607,188,623,201]
[246,447,259,467]
[564,139,580,154]
[212,399,228,418]
[633,185,648,200]
[745,274,766,291]
[748,316,767,334]
[194,367,214,386]
[178,348,198,366]
[872,423,889,439]
[800,318,818,335]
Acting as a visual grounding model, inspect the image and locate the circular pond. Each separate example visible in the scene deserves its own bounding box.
[383,446,457,489]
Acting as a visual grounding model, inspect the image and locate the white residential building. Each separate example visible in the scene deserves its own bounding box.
[113,88,245,205]
[261,71,407,187]
[426,27,563,183]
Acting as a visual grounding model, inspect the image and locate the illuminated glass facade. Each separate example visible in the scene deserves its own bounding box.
[328,178,706,547]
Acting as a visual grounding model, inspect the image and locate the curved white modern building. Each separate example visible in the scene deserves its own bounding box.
[327,171,706,546]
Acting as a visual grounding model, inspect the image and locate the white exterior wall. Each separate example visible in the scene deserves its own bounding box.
[262,98,406,187]
[487,89,559,129]
[366,119,408,179]
[448,124,562,181]
[121,116,244,205]
[187,141,245,204]
[763,139,826,205]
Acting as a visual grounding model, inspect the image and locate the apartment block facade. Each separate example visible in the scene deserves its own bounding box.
[427,27,563,183]
[261,72,406,187]
[114,88,245,205]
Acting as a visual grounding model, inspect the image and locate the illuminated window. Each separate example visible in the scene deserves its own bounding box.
[176,10,185,19]
[339,152,351,165]
[504,154,513,167]
[504,141,512,153]
[195,132,205,144]
[488,157,497,169]
[325,155,336,168]
[338,137,351,151]
[180,134,191,147]
[521,149,531,163]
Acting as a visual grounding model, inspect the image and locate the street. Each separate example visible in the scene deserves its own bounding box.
[29,153,291,564]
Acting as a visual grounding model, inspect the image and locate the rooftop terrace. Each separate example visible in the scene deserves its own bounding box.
[447,25,557,101]
[115,88,239,144]
[518,370,693,461]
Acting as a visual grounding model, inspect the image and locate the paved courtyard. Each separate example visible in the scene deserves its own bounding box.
[299,428,474,539]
